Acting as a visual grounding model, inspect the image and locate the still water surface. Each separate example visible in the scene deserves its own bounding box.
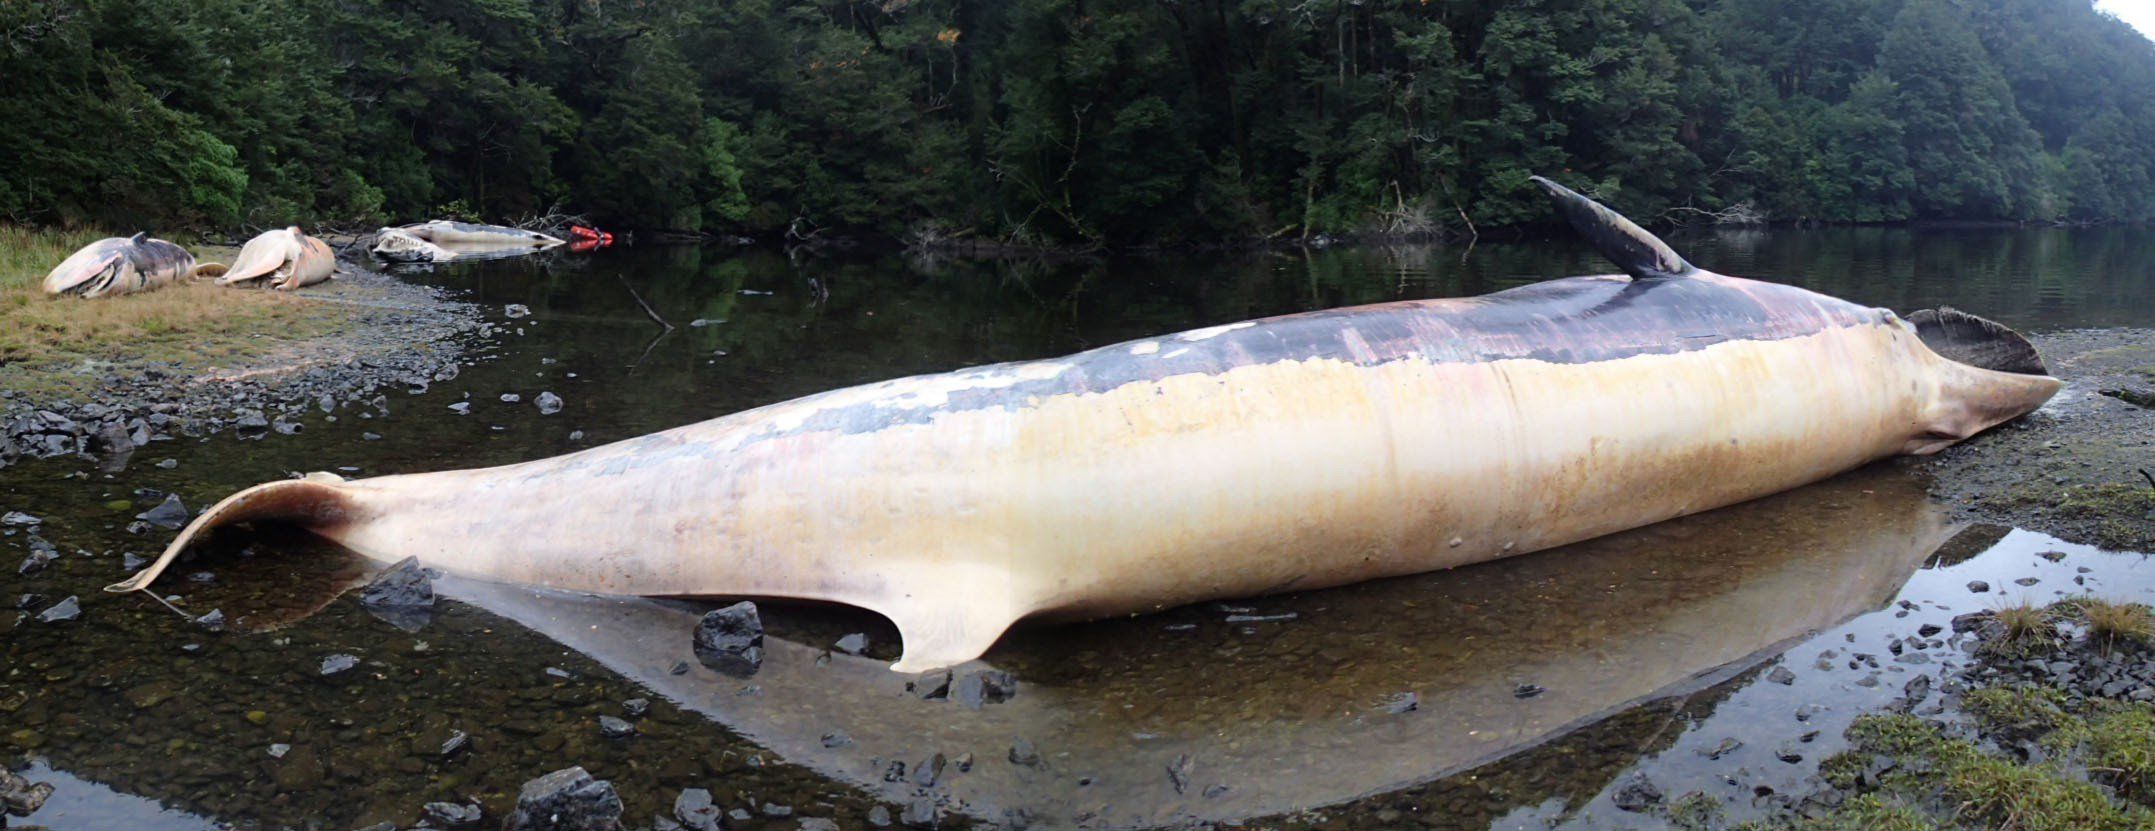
[3,227,2152,830]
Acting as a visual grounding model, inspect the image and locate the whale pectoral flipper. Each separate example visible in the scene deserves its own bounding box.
[104,472,355,595]
[1530,175,1696,280]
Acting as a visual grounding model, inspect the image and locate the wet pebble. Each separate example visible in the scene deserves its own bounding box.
[447,402,472,415]
[762,803,794,818]
[799,819,840,831]
[1767,666,1796,685]
[0,511,39,526]
[954,669,1018,708]
[2014,576,2040,586]
[898,799,935,828]
[622,697,649,718]
[1382,691,1420,714]
[536,391,564,415]
[17,548,53,575]
[0,767,55,817]
[1968,580,1991,593]
[1513,683,1545,699]
[440,729,471,758]
[195,609,226,631]
[320,654,359,675]
[505,304,531,318]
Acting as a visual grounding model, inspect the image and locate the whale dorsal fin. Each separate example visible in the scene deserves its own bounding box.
[1531,175,1695,280]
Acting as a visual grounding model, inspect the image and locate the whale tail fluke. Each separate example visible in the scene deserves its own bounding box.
[1907,307,2049,376]
[104,472,356,596]
[1530,175,1696,281]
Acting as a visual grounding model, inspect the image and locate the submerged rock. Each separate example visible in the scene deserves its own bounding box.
[320,654,359,675]
[135,493,188,530]
[424,801,483,827]
[35,596,80,624]
[598,715,636,738]
[693,601,764,677]
[504,766,624,831]
[536,391,564,415]
[674,788,721,831]
[1612,774,1662,812]
[0,511,40,527]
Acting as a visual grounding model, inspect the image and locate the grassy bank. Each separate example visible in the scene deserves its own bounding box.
[0,225,345,399]
[1715,598,2155,831]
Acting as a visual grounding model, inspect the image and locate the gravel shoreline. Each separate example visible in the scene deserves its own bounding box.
[0,258,490,469]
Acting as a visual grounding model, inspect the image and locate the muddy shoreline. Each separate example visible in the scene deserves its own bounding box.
[1910,327,2155,551]
[0,259,491,470]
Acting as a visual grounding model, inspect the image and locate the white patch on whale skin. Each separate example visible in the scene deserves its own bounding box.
[757,362,1076,431]
[1179,322,1254,341]
[1129,342,1161,356]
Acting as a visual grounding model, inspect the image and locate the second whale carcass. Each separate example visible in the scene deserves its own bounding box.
[110,177,2064,672]
[370,220,565,263]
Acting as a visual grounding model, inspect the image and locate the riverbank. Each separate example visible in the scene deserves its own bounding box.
[0,227,488,469]
[1912,328,2155,551]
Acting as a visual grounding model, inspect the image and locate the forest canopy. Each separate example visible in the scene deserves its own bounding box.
[2,0,2152,244]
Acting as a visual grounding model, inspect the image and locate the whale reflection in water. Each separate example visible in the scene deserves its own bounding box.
[432,466,1957,828]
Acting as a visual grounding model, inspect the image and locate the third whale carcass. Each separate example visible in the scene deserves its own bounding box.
[110,177,2064,671]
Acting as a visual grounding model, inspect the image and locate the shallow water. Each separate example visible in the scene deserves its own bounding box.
[3,227,2153,831]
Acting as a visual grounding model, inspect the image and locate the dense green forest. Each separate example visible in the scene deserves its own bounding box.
[2,0,2152,243]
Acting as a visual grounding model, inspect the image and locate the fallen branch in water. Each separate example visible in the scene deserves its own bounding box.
[617,275,674,331]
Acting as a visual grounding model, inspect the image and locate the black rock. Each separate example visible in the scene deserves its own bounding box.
[1967,580,1991,593]
[914,670,953,701]
[1612,774,1662,812]
[536,392,564,415]
[1513,683,1545,699]
[821,732,852,748]
[424,802,483,827]
[954,670,1018,708]
[36,596,80,624]
[504,767,624,831]
[674,788,721,831]
[598,715,636,738]
[2014,577,2040,587]
[1952,611,1995,633]
[1900,674,1934,709]
[1918,623,1944,637]
[693,601,764,677]
[360,556,435,608]
[320,654,359,675]
[1767,666,1796,685]
[136,494,189,530]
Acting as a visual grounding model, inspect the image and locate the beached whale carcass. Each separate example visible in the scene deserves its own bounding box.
[216,226,338,290]
[42,233,212,298]
[109,177,2064,672]
[370,220,564,263]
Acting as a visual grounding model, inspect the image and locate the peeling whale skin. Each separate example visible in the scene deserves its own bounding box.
[42,233,199,298]
[111,178,2065,672]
